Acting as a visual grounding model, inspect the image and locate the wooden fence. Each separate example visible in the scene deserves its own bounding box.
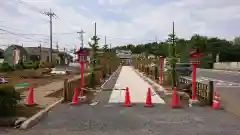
[62,63,121,102]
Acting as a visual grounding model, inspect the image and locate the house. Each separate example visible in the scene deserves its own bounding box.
[4,45,28,66]
[0,49,4,64]
[3,45,72,67]
[24,47,59,63]
[116,49,132,65]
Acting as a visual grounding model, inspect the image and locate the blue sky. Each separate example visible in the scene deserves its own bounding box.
[0,0,240,51]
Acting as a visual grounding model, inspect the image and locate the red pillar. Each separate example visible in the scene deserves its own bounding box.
[100,57,103,82]
[159,57,163,85]
[80,61,84,97]
[191,63,197,100]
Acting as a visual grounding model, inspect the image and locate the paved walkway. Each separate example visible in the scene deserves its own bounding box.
[108,66,165,104]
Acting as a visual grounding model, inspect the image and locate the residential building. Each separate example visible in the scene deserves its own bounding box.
[24,47,59,63]
[3,44,72,66]
[4,45,28,66]
[0,49,4,64]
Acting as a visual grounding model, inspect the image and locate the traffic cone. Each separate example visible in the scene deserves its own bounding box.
[171,87,180,108]
[71,88,78,105]
[123,87,132,107]
[144,88,153,107]
[212,88,220,109]
[26,87,36,106]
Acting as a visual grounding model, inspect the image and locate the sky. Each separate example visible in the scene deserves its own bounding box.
[0,0,240,52]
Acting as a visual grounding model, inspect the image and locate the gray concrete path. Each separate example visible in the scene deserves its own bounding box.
[109,66,165,104]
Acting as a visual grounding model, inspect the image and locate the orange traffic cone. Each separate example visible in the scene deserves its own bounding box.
[26,87,36,106]
[123,87,132,107]
[144,88,153,107]
[171,87,180,108]
[212,88,220,109]
[71,88,78,105]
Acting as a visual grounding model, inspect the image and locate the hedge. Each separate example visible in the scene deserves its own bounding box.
[0,84,21,117]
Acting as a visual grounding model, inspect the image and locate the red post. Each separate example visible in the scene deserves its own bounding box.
[159,56,163,85]
[191,63,197,100]
[100,57,103,82]
[80,61,84,97]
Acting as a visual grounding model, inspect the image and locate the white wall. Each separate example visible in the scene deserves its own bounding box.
[214,62,240,71]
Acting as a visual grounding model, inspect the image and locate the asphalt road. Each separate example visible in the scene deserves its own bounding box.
[196,68,240,116]
[2,67,240,135]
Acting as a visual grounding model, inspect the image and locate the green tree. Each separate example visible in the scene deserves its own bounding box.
[167,33,179,87]
[89,34,100,88]
[233,36,240,45]
[103,44,108,52]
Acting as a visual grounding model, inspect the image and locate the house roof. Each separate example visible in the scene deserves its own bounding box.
[7,44,28,54]
[74,47,91,54]
[24,47,58,55]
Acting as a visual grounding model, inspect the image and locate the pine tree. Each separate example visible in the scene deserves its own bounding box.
[167,22,180,87]
[103,44,108,52]
[88,34,100,88]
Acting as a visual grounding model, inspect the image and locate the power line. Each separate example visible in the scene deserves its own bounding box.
[0,28,48,43]
[16,0,46,15]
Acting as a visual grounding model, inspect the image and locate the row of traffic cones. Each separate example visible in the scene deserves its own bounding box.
[115,86,221,109]
[123,87,153,107]
[26,85,221,110]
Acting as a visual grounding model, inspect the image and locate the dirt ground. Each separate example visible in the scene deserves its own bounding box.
[0,69,76,92]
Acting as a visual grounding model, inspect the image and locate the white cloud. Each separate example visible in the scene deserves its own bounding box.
[98,0,130,6]
[1,0,240,51]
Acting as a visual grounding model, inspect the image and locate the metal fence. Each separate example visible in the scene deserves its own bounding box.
[179,77,214,105]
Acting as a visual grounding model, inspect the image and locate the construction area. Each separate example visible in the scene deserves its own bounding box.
[1,66,240,135]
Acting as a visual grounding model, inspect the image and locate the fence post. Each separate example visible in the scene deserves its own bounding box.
[208,81,214,105]
[63,79,68,102]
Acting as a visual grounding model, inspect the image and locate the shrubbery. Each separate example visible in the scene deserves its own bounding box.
[39,62,55,68]
[0,62,13,72]
[23,61,39,69]
[0,84,21,117]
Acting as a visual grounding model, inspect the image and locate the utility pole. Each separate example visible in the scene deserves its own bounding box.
[39,43,42,62]
[63,47,66,64]
[77,29,85,49]
[110,44,112,52]
[171,21,177,87]
[94,22,97,37]
[44,9,58,63]
[104,36,107,45]
[74,45,77,61]
[56,42,59,51]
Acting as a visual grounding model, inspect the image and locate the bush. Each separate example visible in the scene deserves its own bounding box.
[39,62,55,68]
[0,84,21,117]
[23,61,39,69]
[0,62,13,72]
[15,63,24,70]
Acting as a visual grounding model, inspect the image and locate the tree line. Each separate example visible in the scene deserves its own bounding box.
[113,35,240,69]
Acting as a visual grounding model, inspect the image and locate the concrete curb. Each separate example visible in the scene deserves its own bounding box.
[100,66,122,90]
[19,98,64,130]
